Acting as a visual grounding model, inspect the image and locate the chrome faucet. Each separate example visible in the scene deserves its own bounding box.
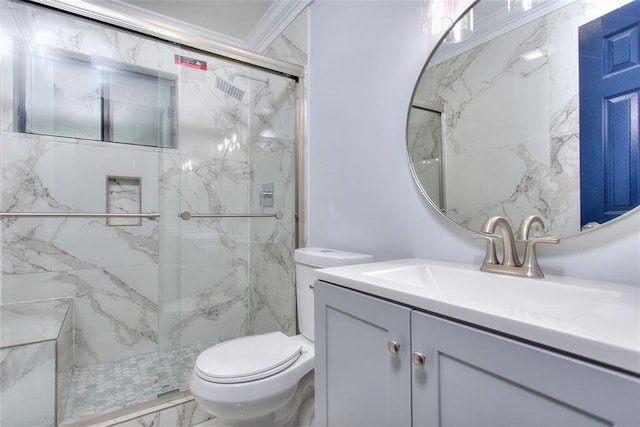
[517,215,560,278]
[471,215,559,278]
[482,216,520,267]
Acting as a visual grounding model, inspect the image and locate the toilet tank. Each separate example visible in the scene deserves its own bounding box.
[294,248,373,342]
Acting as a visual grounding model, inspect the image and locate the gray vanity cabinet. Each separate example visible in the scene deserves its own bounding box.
[411,311,640,426]
[314,280,412,427]
[315,281,640,426]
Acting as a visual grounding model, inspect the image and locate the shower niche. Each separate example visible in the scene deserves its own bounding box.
[106,176,142,227]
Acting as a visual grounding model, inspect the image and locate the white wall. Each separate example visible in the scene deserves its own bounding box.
[307,0,640,286]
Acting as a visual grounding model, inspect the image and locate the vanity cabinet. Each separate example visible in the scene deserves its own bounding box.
[315,281,640,426]
[314,279,412,426]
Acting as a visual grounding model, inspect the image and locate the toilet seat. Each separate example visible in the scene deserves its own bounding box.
[189,334,314,420]
[194,332,302,384]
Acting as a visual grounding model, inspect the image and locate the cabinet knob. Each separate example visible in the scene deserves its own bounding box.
[387,340,400,354]
[411,351,426,367]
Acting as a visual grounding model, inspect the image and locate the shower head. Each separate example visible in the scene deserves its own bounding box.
[215,77,245,102]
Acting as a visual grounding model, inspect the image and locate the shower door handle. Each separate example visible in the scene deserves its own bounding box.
[179,211,283,220]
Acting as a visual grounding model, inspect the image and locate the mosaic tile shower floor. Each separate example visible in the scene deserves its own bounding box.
[62,343,210,423]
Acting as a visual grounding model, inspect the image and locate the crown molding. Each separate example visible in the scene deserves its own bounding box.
[81,0,314,55]
[245,0,313,53]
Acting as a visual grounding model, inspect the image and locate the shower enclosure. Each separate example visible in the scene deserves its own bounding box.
[0,0,302,425]
[407,104,445,210]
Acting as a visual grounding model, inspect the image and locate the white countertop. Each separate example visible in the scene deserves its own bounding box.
[315,258,640,376]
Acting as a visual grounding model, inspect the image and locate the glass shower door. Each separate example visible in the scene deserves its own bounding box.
[1,0,177,423]
[171,45,298,389]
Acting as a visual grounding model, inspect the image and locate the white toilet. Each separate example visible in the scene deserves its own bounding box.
[189,247,373,427]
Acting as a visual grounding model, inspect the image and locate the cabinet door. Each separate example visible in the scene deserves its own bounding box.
[411,311,640,426]
[315,281,412,427]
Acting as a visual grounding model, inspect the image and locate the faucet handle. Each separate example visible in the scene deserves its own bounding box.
[526,236,560,245]
[470,233,501,265]
[521,236,560,278]
[469,233,501,240]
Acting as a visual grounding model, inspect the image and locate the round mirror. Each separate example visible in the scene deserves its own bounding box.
[408,0,639,238]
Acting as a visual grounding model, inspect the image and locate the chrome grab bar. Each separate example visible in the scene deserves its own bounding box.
[0,212,160,219]
[0,211,284,221]
[179,211,283,220]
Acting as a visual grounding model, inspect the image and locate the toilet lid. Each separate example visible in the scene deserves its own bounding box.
[194,332,302,384]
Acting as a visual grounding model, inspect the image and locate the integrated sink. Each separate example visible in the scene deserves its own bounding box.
[363,263,622,319]
[315,258,640,375]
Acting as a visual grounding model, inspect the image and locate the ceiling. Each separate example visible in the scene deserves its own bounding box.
[120,0,273,40]
[90,0,310,52]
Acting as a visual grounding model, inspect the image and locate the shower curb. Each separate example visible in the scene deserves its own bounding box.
[61,390,194,426]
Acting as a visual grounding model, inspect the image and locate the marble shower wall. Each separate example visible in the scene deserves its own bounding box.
[412,0,631,236]
[0,132,162,368]
[1,0,297,381]
[248,76,297,336]
[265,9,307,251]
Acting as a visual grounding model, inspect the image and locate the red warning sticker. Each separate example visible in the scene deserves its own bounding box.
[174,55,207,71]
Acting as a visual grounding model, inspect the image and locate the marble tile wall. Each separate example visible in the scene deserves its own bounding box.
[1,0,298,416]
[265,9,308,250]
[0,133,162,367]
[412,0,631,236]
[249,74,298,336]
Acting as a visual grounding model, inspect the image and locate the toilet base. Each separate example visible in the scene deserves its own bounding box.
[195,372,314,427]
[290,371,314,427]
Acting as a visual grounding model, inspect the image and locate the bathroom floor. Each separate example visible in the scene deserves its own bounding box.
[62,343,210,424]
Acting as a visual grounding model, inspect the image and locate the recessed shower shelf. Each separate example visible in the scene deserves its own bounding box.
[107,176,143,226]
